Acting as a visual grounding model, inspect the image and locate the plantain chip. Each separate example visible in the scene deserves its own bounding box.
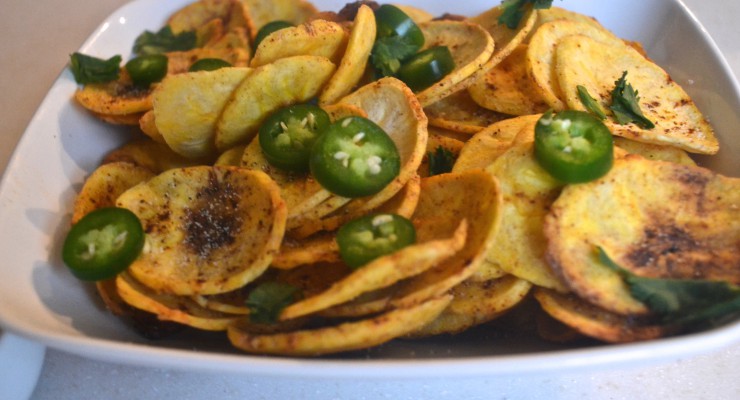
[251,20,348,67]
[424,89,509,135]
[415,20,494,106]
[614,137,696,166]
[556,34,718,154]
[216,55,336,151]
[240,0,317,36]
[116,272,242,331]
[153,67,251,158]
[214,144,247,166]
[92,111,145,126]
[74,77,152,117]
[279,221,466,320]
[452,114,541,173]
[533,288,667,343]
[102,139,207,173]
[138,111,165,143]
[168,0,252,35]
[410,275,532,337]
[463,3,537,89]
[467,44,550,116]
[228,295,452,355]
[72,162,155,224]
[319,5,376,105]
[479,142,569,290]
[528,6,605,36]
[165,47,250,74]
[391,169,504,308]
[117,166,287,296]
[526,19,623,110]
[545,155,740,315]
[393,4,434,24]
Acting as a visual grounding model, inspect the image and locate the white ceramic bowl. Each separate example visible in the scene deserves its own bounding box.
[0,0,738,378]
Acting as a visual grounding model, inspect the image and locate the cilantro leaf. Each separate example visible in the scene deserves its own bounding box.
[133,26,197,56]
[608,71,655,129]
[597,247,740,328]
[576,85,607,120]
[69,52,121,84]
[428,146,455,176]
[498,0,554,29]
[245,282,301,324]
[370,35,419,77]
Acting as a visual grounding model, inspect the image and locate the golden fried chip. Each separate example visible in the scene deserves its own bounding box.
[102,139,206,173]
[452,114,541,173]
[241,0,317,35]
[393,4,434,24]
[279,221,467,320]
[116,272,241,331]
[92,111,145,126]
[391,170,504,308]
[463,3,537,89]
[410,275,532,337]
[556,35,718,154]
[545,155,740,315]
[526,20,623,110]
[216,56,336,150]
[74,79,152,116]
[614,137,696,166]
[214,144,247,166]
[138,111,165,143]
[229,295,452,355]
[72,162,155,224]
[533,289,667,343]
[415,20,494,106]
[529,6,604,35]
[251,20,348,67]
[468,44,549,115]
[479,142,568,290]
[167,0,254,34]
[166,47,250,74]
[117,166,287,295]
[425,90,509,134]
[319,5,376,105]
[153,67,251,158]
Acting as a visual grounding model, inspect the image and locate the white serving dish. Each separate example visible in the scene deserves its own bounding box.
[0,0,738,378]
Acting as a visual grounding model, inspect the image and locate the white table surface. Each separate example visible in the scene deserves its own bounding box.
[1,0,739,399]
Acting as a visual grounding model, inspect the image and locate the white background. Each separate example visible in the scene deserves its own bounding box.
[0,0,739,399]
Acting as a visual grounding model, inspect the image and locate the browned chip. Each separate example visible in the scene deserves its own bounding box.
[251,20,348,67]
[117,166,287,296]
[545,155,740,315]
[533,288,667,343]
[425,90,509,135]
[228,295,452,355]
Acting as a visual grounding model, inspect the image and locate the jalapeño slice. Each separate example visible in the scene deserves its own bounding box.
[62,207,145,281]
[189,58,232,72]
[309,116,400,198]
[259,104,331,172]
[534,110,614,183]
[396,46,456,92]
[253,20,294,50]
[125,54,168,86]
[337,213,416,269]
[374,4,425,48]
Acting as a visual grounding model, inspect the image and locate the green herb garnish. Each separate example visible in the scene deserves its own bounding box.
[69,52,121,84]
[498,0,554,29]
[576,85,607,120]
[245,282,301,324]
[133,26,197,56]
[598,247,740,329]
[428,146,456,176]
[370,35,420,77]
[608,71,655,129]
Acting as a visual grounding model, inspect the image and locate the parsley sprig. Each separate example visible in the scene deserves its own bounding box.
[245,282,301,324]
[133,26,197,56]
[609,71,655,129]
[69,53,121,84]
[598,247,740,330]
[498,0,554,29]
[428,146,456,176]
[577,71,655,129]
